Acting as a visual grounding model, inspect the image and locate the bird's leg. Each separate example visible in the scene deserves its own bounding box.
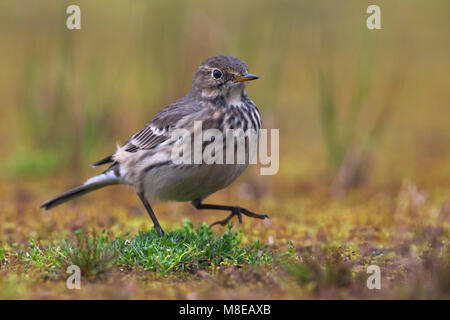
[137,192,165,236]
[191,199,269,228]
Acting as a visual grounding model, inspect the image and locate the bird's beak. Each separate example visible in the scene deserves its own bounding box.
[234,73,259,82]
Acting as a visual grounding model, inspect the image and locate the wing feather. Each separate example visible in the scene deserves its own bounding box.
[124,125,170,152]
[92,96,205,165]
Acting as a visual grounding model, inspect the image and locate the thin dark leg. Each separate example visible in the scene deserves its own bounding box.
[192,199,269,228]
[137,192,165,236]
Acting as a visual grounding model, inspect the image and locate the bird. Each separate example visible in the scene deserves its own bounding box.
[40,55,269,236]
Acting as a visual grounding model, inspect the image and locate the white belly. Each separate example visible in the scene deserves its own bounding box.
[142,163,248,202]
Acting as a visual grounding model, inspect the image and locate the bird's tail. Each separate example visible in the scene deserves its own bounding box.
[40,170,120,210]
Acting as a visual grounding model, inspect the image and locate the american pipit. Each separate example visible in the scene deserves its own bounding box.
[41,55,269,235]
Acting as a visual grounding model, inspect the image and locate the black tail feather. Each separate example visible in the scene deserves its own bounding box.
[40,185,98,210]
[91,155,113,167]
[40,171,119,210]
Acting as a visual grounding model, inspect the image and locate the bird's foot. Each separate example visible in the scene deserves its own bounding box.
[209,206,269,228]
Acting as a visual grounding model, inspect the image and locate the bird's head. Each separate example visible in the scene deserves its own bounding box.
[191,55,259,99]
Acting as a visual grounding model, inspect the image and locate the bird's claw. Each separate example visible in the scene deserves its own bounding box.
[209,207,268,228]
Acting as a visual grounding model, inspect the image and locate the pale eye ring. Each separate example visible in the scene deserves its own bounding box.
[212,69,222,79]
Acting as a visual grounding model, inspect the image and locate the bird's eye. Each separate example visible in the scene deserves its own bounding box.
[212,69,222,79]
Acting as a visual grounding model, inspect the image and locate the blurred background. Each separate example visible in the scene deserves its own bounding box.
[1,0,450,230]
[1,0,449,229]
[0,0,449,299]
[1,0,449,186]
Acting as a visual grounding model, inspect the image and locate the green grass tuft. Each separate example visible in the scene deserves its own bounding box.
[115,221,271,275]
[18,221,272,277]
